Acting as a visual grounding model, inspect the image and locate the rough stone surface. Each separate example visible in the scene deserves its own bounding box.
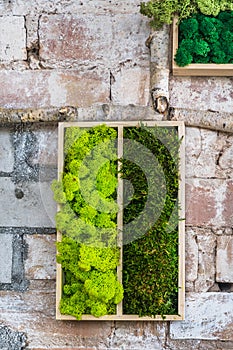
[185,228,198,292]
[110,66,150,105]
[109,322,167,349]
[0,0,144,16]
[0,234,13,283]
[170,77,233,114]
[0,129,14,173]
[170,293,233,340]
[216,236,233,283]
[24,234,56,280]
[0,283,112,349]
[0,178,56,227]
[0,70,109,108]
[186,178,233,227]
[0,324,27,350]
[194,231,216,292]
[39,14,150,67]
[185,127,223,179]
[0,16,26,61]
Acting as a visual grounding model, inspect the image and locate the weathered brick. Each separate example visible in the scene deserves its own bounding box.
[0,16,26,61]
[194,231,216,292]
[170,293,233,340]
[110,322,166,349]
[111,14,150,64]
[0,281,113,348]
[111,66,150,105]
[185,127,223,179]
[0,129,14,173]
[216,236,233,283]
[0,70,109,108]
[31,124,58,166]
[218,136,233,171]
[185,179,228,227]
[32,348,95,350]
[222,181,233,226]
[170,77,233,114]
[0,178,56,227]
[39,13,150,67]
[24,234,56,280]
[39,14,112,63]
[185,228,198,291]
[0,234,13,283]
[7,0,143,16]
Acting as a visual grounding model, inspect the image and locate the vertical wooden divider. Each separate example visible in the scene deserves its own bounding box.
[178,122,186,319]
[117,125,123,316]
[56,123,65,319]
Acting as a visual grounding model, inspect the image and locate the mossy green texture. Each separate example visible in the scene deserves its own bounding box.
[53,123,182,319]
[122,126,180,317]
[175,11,233,66]
[52,125,123,319]
[52,124,118,247]
[57,236,123,319]
[140,0,233,28]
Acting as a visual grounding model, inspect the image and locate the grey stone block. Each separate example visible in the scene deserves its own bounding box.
[0,325,27,350]
[0,129,14,173]
[0,177,56,227]
[170,293,233,340]
[0,234,13,283]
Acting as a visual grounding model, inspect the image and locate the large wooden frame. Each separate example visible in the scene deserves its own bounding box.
[172,17,233,76]
[56,121,185,321]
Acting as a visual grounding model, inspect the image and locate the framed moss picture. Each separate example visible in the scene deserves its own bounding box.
[172,15,233,76]
[53,121,185,321]
[140,0,233,76]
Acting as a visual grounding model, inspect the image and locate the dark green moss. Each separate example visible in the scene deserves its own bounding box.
[175,11,233,66]
[122,126,180,317]
[140,0,233,29]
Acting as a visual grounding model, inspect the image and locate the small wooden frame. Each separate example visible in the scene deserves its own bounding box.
[172,17,233,76]
[56,121,185,321]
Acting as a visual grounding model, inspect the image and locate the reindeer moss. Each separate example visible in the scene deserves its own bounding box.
[53,123,182,319]
[175,11,233,66]
[140,0,233,29]
[53,125,123,319]
[121,126,180,317]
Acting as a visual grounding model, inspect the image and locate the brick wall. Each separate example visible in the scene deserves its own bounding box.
[0,1,233,349]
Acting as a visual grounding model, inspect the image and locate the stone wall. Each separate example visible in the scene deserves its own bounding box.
[0,1,233,349]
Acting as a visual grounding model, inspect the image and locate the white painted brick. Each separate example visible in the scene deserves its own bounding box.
[194,232,216,292]
[111,322,166,349]
[0,234,12,283]
[170,77,233,114]
[111,66,150,105]
[185,128,220,178]
[33,125,58,166]
[185,178,233,227]
[0,178,56,227]
[170,293,233,340]
[0,130,14,172]
[0,16,26,60]
[185,228,198,284]
[216,236,233,283]
[24,234,56,280]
